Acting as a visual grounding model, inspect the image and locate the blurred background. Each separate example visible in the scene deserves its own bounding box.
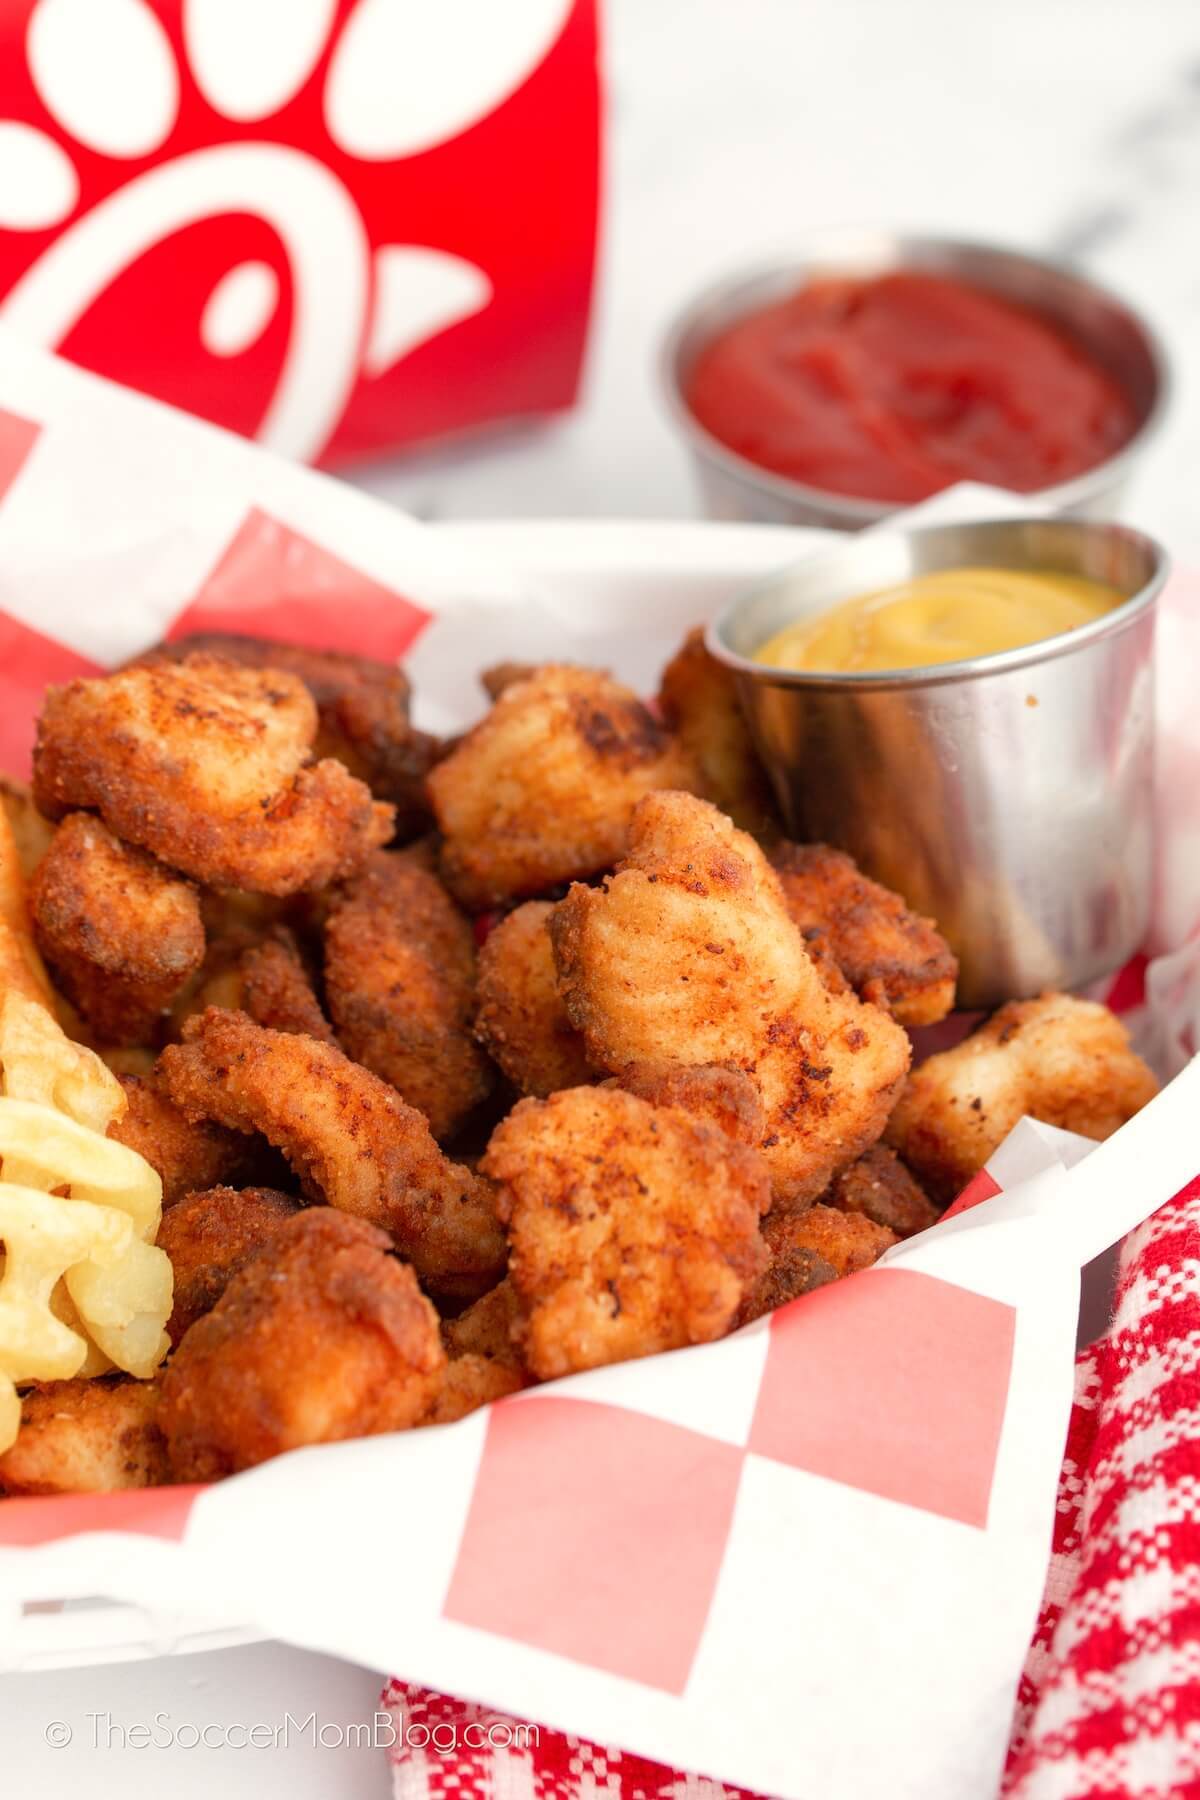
[354,0,1200,551]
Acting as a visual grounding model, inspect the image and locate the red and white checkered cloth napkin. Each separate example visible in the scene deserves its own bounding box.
[383,1174,1200,1800]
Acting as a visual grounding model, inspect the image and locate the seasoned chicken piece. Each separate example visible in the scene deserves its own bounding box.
[157,1185,302,1345]
[483,1086,770,1379]
[0,775,55,877]
[428,665,698,909]
[475,901,592,1098]
[425,1355,526,1425]
[658,627,779,838]
[0,1377,166,1495]
[324,852,492,1139]
[29,813,205,1045]
[613,1061,765,1145]
[442,1278,524,1367]
[824,1144,939,1238]
[108,1071,258,1208]
[240,929,337,1045]
[737,1242,838,1326]
[160,1009,506,1300]
[160,1211,445,1480]
[886,991,1159,1203]
[134,633,438,837]
[551,792,911,1208]
[770,842,957,1027]
[33,655,393,894]
[769,1203,897,1279]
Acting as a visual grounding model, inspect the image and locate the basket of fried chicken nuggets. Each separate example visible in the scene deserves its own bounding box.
[0,621,1160,1494]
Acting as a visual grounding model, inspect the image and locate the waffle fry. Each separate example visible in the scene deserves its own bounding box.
[0,851,172,1451]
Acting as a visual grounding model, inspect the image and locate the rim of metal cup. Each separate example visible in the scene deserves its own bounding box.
[660,228,1173,526]
[706,516,1169,691]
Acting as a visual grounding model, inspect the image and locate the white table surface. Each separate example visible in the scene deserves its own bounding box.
[7,2,1200,1793]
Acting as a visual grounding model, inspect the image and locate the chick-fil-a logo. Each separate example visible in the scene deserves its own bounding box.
[0,0,599,463]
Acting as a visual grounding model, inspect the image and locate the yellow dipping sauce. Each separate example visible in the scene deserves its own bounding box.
[754,566,1124,674]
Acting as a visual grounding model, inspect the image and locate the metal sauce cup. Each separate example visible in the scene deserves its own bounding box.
[708,517,1167,1009]
[662,230,1170,529]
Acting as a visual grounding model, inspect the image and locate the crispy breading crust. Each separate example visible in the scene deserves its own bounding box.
[612,1061,766,1146]
[768,1203,898,1279]
[824,1144,939,1238]
[441,1277,524,1367]
[428,665,699,909]
[425,1355,526,1424]
[658,628,779,839]
[29,813,205,1045]
[770,841,957,1027]
[737,1243,838,1325]
[160,1008,506,1300]
[886,991,1160,1202]
[324,851,492,1139]
[483,1085,770,1379]
[157,1185,302,1344]
[551,792,912,1208]
[134,633,439,836]
[0,1377,166,1495]
[33,655,393,894]
[159,1210,446,1480]
[240,929,337,1044]
[475,901,593,1098]
[108,1070,261,1208]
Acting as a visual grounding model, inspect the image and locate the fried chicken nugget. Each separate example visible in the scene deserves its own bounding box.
[29,813,205,1045]
[157,1185,302,1344]
[614,1061,765,1145]
[885,991,1160,1203]
[135,633,439,837]
[475,901,593,1098]
[240,929,337,1044]
[160,1008,506,1300]
[769,1203,898,1278]
[442,1277,524,1366]
[160,1211,445,1479]
[658,628,779,838]
[482,1086,770,1379]
[770,842,957,1027]
[33,655,393,895]
[108,1071,259,1208]
[737,1241,838,1325]
[551,792,912,1208]
[0,1377,166,1495]
[428,665,699,909]
[425,1355,526,1425]
[324,851,492,1139]
[824,1144,939,1238]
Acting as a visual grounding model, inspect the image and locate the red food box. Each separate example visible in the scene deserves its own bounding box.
[0,0,601,465]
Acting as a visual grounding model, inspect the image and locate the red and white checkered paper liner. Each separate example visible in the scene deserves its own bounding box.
[1,337,1199,1800]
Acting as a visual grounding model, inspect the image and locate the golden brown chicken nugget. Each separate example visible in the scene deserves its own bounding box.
[157,1185,302,1345]
[108,1071,260,1208]
[428,665,699,909]
[770,842,957,1027]
[475,901,593,1098]
[483,1086,770,1380]
[886,991,1159,1203]
[442,1278,524,1366]
[29,813,205,1045]
[135,633,438,837]
[240,929,337,1045]
[737,1243,838,1325]
[768,1203,897,1279]
[0,1377,167,1495]
[160,1008,506,1300]
[33,655,393,895]
[324,851,492,1138]
[551,792,911,1209]
[613,1061,765,1146]
[160,1211,445,1480]
[425,1355,526,1425]
[824,1144,940,1238]
[658,627,779,839]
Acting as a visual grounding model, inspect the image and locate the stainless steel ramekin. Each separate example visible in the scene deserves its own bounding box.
[708,517,1167,1009]
[662,230,1170,529]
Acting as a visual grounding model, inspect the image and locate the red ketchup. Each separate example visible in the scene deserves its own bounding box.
[684,272,1137,504]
